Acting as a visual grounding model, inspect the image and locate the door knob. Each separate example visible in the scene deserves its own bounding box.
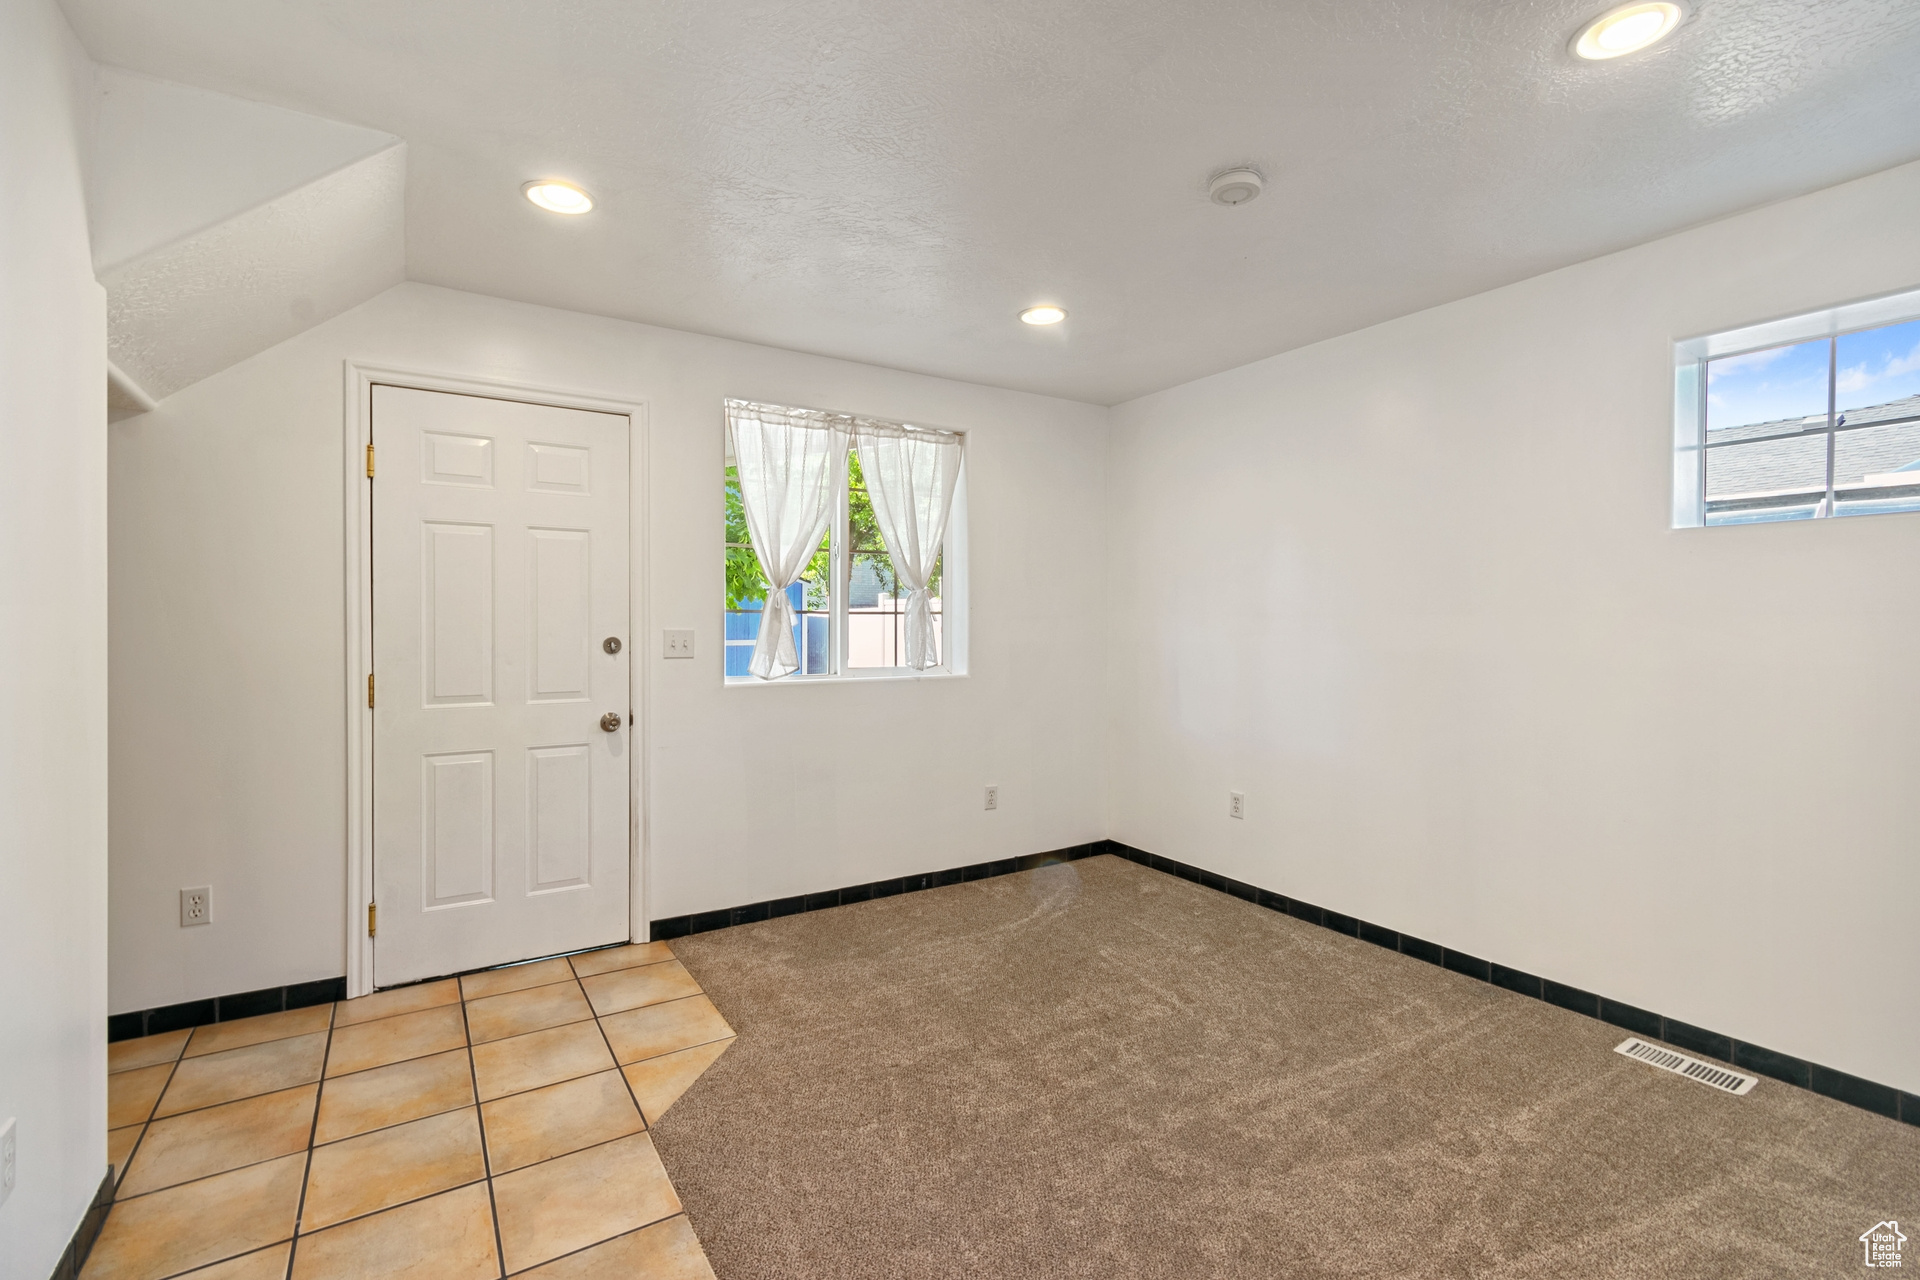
[600,712,622,732]
[603,637,622,654]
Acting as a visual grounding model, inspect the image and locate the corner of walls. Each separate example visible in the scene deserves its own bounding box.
[108,294,372,1017]
[1098,156,1920,1096]
[0,2,110,1275]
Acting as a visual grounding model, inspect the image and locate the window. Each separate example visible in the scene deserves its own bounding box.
[845,451,945,669]
[724,400,966,682]
[724,462,830,676]
[1675,291,1920,527]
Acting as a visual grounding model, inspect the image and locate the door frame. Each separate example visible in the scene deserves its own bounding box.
[342,361,650,998]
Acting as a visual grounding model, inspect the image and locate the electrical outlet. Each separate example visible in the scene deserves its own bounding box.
[984,785,999,811]
[1,1117,16,1208]
[663,629,695,659]
[180,886,212,927]
[1229,791,1245,820]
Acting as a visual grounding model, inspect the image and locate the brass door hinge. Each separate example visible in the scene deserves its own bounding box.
[366,442,375,478]
[367,673,375,708]
[368,903,377,937]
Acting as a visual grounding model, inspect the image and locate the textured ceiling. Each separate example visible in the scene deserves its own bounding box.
[104,144,405,401]
[87,69,404,403]
[62,0,1920,404]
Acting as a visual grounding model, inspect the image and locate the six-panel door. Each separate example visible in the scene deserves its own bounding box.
[372,385,630,986]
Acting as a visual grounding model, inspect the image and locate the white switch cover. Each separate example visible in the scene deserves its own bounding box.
[180,886,212,927]
[984,785,999,811]
[663,629,695,659]
[1,1117,16,1208]
[1229,791,1245,819]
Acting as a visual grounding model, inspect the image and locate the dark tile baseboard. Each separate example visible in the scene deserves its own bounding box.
[106,847,1108,1043]
[1102,840,1918,1129]
[46,1166,113,1280]
[648,841,1108,941]
[107,976,347,1044]
[109,841,1910,1130]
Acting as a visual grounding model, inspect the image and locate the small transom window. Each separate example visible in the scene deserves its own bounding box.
[1676,290,1920,527]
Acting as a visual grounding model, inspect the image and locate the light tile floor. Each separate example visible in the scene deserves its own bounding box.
[89,942,732,1280]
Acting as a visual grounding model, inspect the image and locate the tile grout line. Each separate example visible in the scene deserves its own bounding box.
[459,980,511,1280]
[308,1077,470,1148]
[473,957,676,1000]
[153,1243,287,1280]
[576,956,659,1127]
[109,1037,191,1208]
[140,1028,334,1113]
[494,1131,670,1190]
[500,1219,684,1278]
[108,1104,322,1205]
[331,998,460,1029]
[265,1133,668,1249]
[139,1079,322,1128]
[219,1180,503,1260]
[614,1031,733,1070]
[280,1000,339,1280]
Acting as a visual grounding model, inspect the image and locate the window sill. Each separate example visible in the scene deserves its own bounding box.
[723,668,966,688]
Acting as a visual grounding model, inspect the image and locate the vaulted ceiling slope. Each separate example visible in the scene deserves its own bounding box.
[62,0,1920,405]
[89,68,403,408]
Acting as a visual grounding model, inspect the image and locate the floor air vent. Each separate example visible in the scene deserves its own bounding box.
[1614,1037,1757,1095]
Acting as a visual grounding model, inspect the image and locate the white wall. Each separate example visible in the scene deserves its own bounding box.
[0,3,109,1276]
[110,282,1109,1014]
[1106,158,1920,1094]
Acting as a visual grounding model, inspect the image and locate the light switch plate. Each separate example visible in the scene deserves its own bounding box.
[663,629,695,659]
[180,886,212,927]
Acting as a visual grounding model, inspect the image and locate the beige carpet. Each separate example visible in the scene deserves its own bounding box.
[658,856,1916,1278]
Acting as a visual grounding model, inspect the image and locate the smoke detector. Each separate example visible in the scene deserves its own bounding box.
[1208,168,1264,206]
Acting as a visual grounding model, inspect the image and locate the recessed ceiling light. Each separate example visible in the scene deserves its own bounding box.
[1571,1,1689,59]
[1020,305,1067,325]
[1208,168,1264,206]
[523,180,594,215]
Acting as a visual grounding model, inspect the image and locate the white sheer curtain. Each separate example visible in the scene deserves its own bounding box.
[855,421,963,670]
[726,400,851,679]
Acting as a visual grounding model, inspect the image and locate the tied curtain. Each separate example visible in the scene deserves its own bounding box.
[855,421,963,670]
[726,400,850,679]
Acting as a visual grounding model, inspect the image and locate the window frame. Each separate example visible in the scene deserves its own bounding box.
[722,409,969,686]
[1674,285,1920,528]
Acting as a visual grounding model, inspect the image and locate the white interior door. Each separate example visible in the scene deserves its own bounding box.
[372,385,630,986]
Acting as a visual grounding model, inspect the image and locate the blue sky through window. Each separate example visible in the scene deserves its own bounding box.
[1707,319,1920,434]
[1706,338,1828,432]
[1836,318,1920,415]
